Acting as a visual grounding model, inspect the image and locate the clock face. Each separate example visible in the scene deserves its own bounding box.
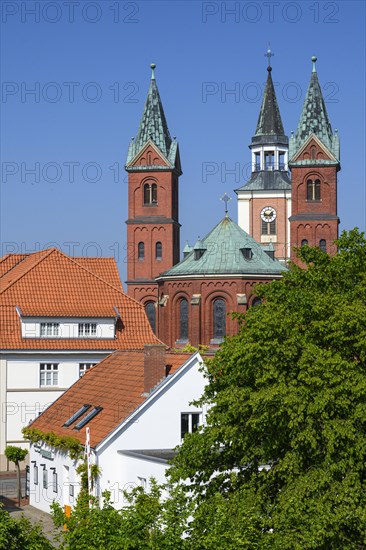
[261,206,277,223]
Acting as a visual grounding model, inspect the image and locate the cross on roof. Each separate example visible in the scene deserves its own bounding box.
[220,193,231,214]
[265,44,274,67]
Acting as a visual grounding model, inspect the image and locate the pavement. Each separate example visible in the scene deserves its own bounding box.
[0,470,62,547]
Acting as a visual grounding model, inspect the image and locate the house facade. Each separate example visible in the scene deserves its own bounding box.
[27,347,206,513]
[0,249,160,468]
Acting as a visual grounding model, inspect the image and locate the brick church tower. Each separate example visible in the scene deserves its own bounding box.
[236,51,292,262]
[289,57,340,260]
[125,64,182,331]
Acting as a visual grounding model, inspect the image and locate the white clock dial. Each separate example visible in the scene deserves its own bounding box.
[261,206,277,223]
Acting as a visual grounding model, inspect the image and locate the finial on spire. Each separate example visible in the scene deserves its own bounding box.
[220,193,231,215]
[265,43,274,71]
[311,56,317,73]
[150,63,156,80]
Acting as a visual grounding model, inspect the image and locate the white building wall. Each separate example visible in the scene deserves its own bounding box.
[21,317,115,339]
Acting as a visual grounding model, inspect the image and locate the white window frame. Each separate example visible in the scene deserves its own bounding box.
[40,322,59,337]
[40,363,59,387]
[78,323,97,337]
[79,363,96,377]
[181,412,201,439]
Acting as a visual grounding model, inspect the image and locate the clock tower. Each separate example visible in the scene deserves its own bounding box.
[236,49,291,262]
[125,64,182,331]
[289,57,340,261]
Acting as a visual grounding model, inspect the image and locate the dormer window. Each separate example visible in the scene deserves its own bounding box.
[40,322,59,337]
[241,247,253,260]
[143,182,158,205]
[78,323,97,337]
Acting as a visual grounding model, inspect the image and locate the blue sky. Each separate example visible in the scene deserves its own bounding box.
[1,0,365,284]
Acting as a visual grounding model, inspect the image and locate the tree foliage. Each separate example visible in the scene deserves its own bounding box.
[0,504,53,550]
[5,445,28,507]
[169,229,366,548]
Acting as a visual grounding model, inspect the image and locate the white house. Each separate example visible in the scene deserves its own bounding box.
[27,347,206,513]
[0,248,161,468]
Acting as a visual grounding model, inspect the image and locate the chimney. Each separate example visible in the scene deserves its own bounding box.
[144,344,166,394]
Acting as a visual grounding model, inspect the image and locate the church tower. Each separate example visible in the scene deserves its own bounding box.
[125,64,182,329]
[236,50,291,262]
[289,56,340,261]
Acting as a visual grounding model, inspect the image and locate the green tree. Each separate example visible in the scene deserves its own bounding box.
[0,504,54,550]
[170,229,366,549]
[4,445,28,507]
[51,480,191,549]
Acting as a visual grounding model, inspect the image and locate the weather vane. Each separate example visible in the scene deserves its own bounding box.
[220,193,231,214]
[265,43,274,68]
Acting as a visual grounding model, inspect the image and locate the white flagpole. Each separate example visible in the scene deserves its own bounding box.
[85,427,92,509]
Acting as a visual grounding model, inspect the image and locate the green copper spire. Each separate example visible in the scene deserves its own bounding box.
[255,65,285,139]
[127,64,172,164]
[289,56,340,161]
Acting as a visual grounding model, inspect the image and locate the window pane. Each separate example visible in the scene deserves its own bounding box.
[213,299,226,339]
[144,184,150,204]
[179,299,189,341]
[156,241,162,260]
[319,239,327,252]
[307,180,313,200]
[138,242,144,260]
[152,184,157,203]
[145,302,156,333]
[315,179,321,200]
[181,413,189,439]
[192,414,200,433]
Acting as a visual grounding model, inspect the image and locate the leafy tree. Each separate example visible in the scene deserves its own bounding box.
[4,445,28,507]
[170,229,366,549]
[0,503,54,549]
[51,480,191,549]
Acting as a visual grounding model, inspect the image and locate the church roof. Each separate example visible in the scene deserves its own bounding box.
[126,64,173,163]
[289,57,340,161]
[157,216,287,278]
[253,66,287,145]
[235,169,291,192]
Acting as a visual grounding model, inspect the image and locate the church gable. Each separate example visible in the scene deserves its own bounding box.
[129,141,170,168]
[292,134,336,163]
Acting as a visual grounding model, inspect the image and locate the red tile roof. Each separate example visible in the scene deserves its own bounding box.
[0,249,161,350]
[29,350,195,447]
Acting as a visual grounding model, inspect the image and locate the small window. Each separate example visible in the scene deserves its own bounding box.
[52,470,58,493]
[145,302,156,333]
[74,407,103,431]
[143,182,158,205]
[319,239,327,252]
[254,152,261,171]
[155,241,162,260]
[261,219,276,236]
[301,239,309,247]
[79,363,96,378]
[252,297,262,307]
[33,464,38,486]
[279,151,285,170]
[64,404,91,427]
[78,323,97,337]
[213,299,226,341]
[241,247,252,260]
[138,477,147,489]
[181,412,200,439]
[42,467,47,489]
[179,298,189,342]
[265,151,274,170]
[138,242,145,261]
[69,484,74,498]
[40,323,59,337]
[307,179,321,201]
[40,363,58,387]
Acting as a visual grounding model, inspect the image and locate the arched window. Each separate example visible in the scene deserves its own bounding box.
[156,241,162,260]
[319,239,327,252]
[138,242,144,261]
[145,302,156,333]
[252,297,262,307]
[143,182,158,205]
[179,298,189,342]
[301,239,308,247]
[213,299,226,341]
[307,179,321,201]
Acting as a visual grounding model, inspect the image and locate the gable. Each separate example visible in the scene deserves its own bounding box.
[128,141,170,168]
[292,134,336,163]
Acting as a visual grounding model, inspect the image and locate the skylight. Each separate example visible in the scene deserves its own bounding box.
[74,407,103,430]
[63,404,91,427]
